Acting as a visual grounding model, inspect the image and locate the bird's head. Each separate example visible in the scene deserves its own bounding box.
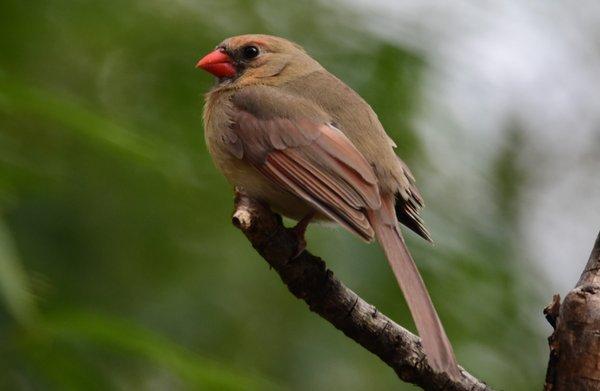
[196,34,321,87]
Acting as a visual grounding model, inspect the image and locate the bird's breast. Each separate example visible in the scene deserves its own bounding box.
[203,90,316,221]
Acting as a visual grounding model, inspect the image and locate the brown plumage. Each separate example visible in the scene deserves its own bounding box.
[198,34,459,377]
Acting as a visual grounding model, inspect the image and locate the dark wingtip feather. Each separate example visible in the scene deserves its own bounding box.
[396,206,433,242]
[395,194,433,243]
[394,158,433,243]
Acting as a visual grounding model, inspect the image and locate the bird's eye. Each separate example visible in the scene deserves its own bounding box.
[241,45,259,59]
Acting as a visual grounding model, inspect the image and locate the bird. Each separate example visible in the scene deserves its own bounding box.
[197,34,460,378]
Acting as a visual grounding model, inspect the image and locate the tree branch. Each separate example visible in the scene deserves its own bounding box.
[544,231,600,390]
[232,192,491,391]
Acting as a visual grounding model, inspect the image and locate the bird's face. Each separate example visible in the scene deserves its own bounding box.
[196,34,320,87]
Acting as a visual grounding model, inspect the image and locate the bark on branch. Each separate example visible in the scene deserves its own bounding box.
[231,192,491,391]
[544,231,600,390]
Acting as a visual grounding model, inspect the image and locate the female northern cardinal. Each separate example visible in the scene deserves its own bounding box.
[197,34,459,377]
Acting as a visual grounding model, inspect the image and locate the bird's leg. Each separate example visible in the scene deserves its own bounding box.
[291,211,315,258]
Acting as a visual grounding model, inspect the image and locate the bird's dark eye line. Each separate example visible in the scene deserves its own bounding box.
[241,45,260,60]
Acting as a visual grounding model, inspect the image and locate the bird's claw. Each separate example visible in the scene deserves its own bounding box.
[291,212,315,259]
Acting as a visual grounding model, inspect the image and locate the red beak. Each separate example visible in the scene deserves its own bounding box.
[196,48,236,78]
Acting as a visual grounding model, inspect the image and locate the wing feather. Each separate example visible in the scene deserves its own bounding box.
[263,153,374,240]
[224,88,380,241]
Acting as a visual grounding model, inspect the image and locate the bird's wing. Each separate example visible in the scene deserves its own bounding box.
[394,159,432,242]
[274,69,432,242]
[223,86,381,241]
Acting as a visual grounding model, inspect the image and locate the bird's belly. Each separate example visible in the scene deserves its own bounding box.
[215,154,316,221]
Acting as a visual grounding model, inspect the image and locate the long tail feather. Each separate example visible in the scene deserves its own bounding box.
[367,197,460,378]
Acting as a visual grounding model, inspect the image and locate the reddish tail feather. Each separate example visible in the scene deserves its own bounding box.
[367,196,460,378]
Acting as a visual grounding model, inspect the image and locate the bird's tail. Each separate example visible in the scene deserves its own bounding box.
[367,196,460,378]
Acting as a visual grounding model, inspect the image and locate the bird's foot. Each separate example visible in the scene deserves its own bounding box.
[291,212,315,258]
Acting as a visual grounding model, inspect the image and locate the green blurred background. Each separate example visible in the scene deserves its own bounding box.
[3,0,599,390]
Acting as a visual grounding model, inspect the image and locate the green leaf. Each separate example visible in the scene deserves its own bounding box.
[41,310,283,391]
[0,74,198,187]
[0,217,37,326]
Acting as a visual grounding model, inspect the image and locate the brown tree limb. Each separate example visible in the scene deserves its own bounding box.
[232,192,491,391]
[544,231,600,390]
